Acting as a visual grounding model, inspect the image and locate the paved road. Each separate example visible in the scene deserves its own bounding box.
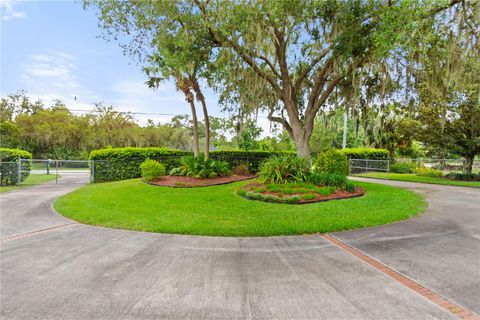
[0,176,478,319]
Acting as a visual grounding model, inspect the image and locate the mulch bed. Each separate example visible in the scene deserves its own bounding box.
[242,183,365,204]
[149,174,256,188]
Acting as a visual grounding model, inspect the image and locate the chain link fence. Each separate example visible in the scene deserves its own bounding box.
[395,158,479,174]
[348,159,390,175]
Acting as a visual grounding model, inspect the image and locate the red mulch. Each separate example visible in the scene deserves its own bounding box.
[242,183,365,204]
[149,174,256,188]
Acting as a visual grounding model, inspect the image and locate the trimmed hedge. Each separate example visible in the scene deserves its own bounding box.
[315,150,349,176]
[89,147,293,182]
[0,148,32,185]
[340,148,389,160]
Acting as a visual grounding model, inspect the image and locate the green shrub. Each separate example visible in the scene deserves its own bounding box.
[416,167,444,177]
[344,182,356,193]
[341,148,389,160]
[232,162,250,175]
[237,189,247,197]
[316,186,335,196]
[301,193,316,200]
[0,148,32,185]
[259,155,310,184]
[140,159,166,182]
[391,162,417,174]
[90,147,293,182]
[445,172,480,181]
[285,195,301,203]
[315,149,349,176]
[307,172,348,188]
[170,155,231,179]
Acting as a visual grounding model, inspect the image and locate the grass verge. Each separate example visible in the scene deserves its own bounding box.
[0,174,58,193]
[54,179,426,237]
[355,172,480,188]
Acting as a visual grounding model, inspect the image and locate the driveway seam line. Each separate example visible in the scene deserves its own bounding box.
[0,223,78,243]
[321,233,480,320]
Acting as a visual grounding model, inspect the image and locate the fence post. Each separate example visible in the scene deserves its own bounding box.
[348,159,351,176]
[90,160,95,183]
[387,159,390,176]
[365,159,368,173]
[55,160,58,184]
[17,157,22,184]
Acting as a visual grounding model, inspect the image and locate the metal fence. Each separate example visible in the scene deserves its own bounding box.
[349,159,390,175]
[395,158,479,174]
[0,159,93,186]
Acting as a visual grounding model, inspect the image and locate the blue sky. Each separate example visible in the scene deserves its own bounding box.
[0,0,251,127]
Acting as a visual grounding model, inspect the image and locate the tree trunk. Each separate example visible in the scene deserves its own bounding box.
[293,134,311,160]
[187,93,200,157]
[192,80,210,160]
[199,97,210,159]
[464,154,474,174]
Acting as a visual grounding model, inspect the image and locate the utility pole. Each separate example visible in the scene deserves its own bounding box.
[342,109,348,149]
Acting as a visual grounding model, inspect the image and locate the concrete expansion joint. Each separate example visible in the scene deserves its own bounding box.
[320,233,480,320]
[0,223,78,243]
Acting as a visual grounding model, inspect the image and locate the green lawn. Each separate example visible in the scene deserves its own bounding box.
[54,179,426,236]
[355,172,480,188]
[0,174,58,193]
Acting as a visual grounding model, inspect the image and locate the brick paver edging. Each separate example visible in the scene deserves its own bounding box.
[0,223,78,243]
[321,234,480,320]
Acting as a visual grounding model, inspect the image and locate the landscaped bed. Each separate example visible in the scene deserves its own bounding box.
[54,179,426,236]
[239,182,364,204]
[149,174,256,187]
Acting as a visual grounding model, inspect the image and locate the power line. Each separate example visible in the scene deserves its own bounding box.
[67,108,178,116]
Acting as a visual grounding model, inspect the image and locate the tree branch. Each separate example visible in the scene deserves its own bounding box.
[293,49,330,93]
[194,0,283,97]
[268,109,293,136]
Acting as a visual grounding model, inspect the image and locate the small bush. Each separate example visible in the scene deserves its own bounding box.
[445,172,480,181]
[285,195,301,203]
[301,193,316,201]
[391,162,417,174]
[0,148,32,185]
[341,148,389,160]
[343,182,356,193]
[315,149,349,176]
[307,172,348,188]
[232,162,250,175]
[140,159,166,182]
[170,155,231,179]
[259,155,310,184]
[416,167,444,177]
[237,189,247,197]
[316,186,335,196]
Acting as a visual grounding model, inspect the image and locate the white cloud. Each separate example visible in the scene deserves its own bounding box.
[22,50,80,91]
[1,0,27,21]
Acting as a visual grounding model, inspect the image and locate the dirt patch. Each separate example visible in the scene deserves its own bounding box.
[149,174,256,188]
[241,182,365,204]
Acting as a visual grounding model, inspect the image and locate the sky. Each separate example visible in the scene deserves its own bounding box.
[0,0,273,134]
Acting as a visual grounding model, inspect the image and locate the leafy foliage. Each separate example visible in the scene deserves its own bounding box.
[444,172,480,182]
[140,159,166,182]
[259,156,310,184]
[315,150,349,176]
[307,172,349,189]
[416,168,444,178]
[341,148,390,160]
[0,148,32,185]
[391,162,417,174]
[90,147,292,182]
[170,155,231,179]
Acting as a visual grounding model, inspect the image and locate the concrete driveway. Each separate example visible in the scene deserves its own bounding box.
[1,175,479,319]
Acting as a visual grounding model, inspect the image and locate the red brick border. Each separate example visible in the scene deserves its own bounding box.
[321,234,480,320]
[0,223,77,243]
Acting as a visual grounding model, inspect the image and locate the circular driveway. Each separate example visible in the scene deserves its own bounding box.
[1,175,479,319]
